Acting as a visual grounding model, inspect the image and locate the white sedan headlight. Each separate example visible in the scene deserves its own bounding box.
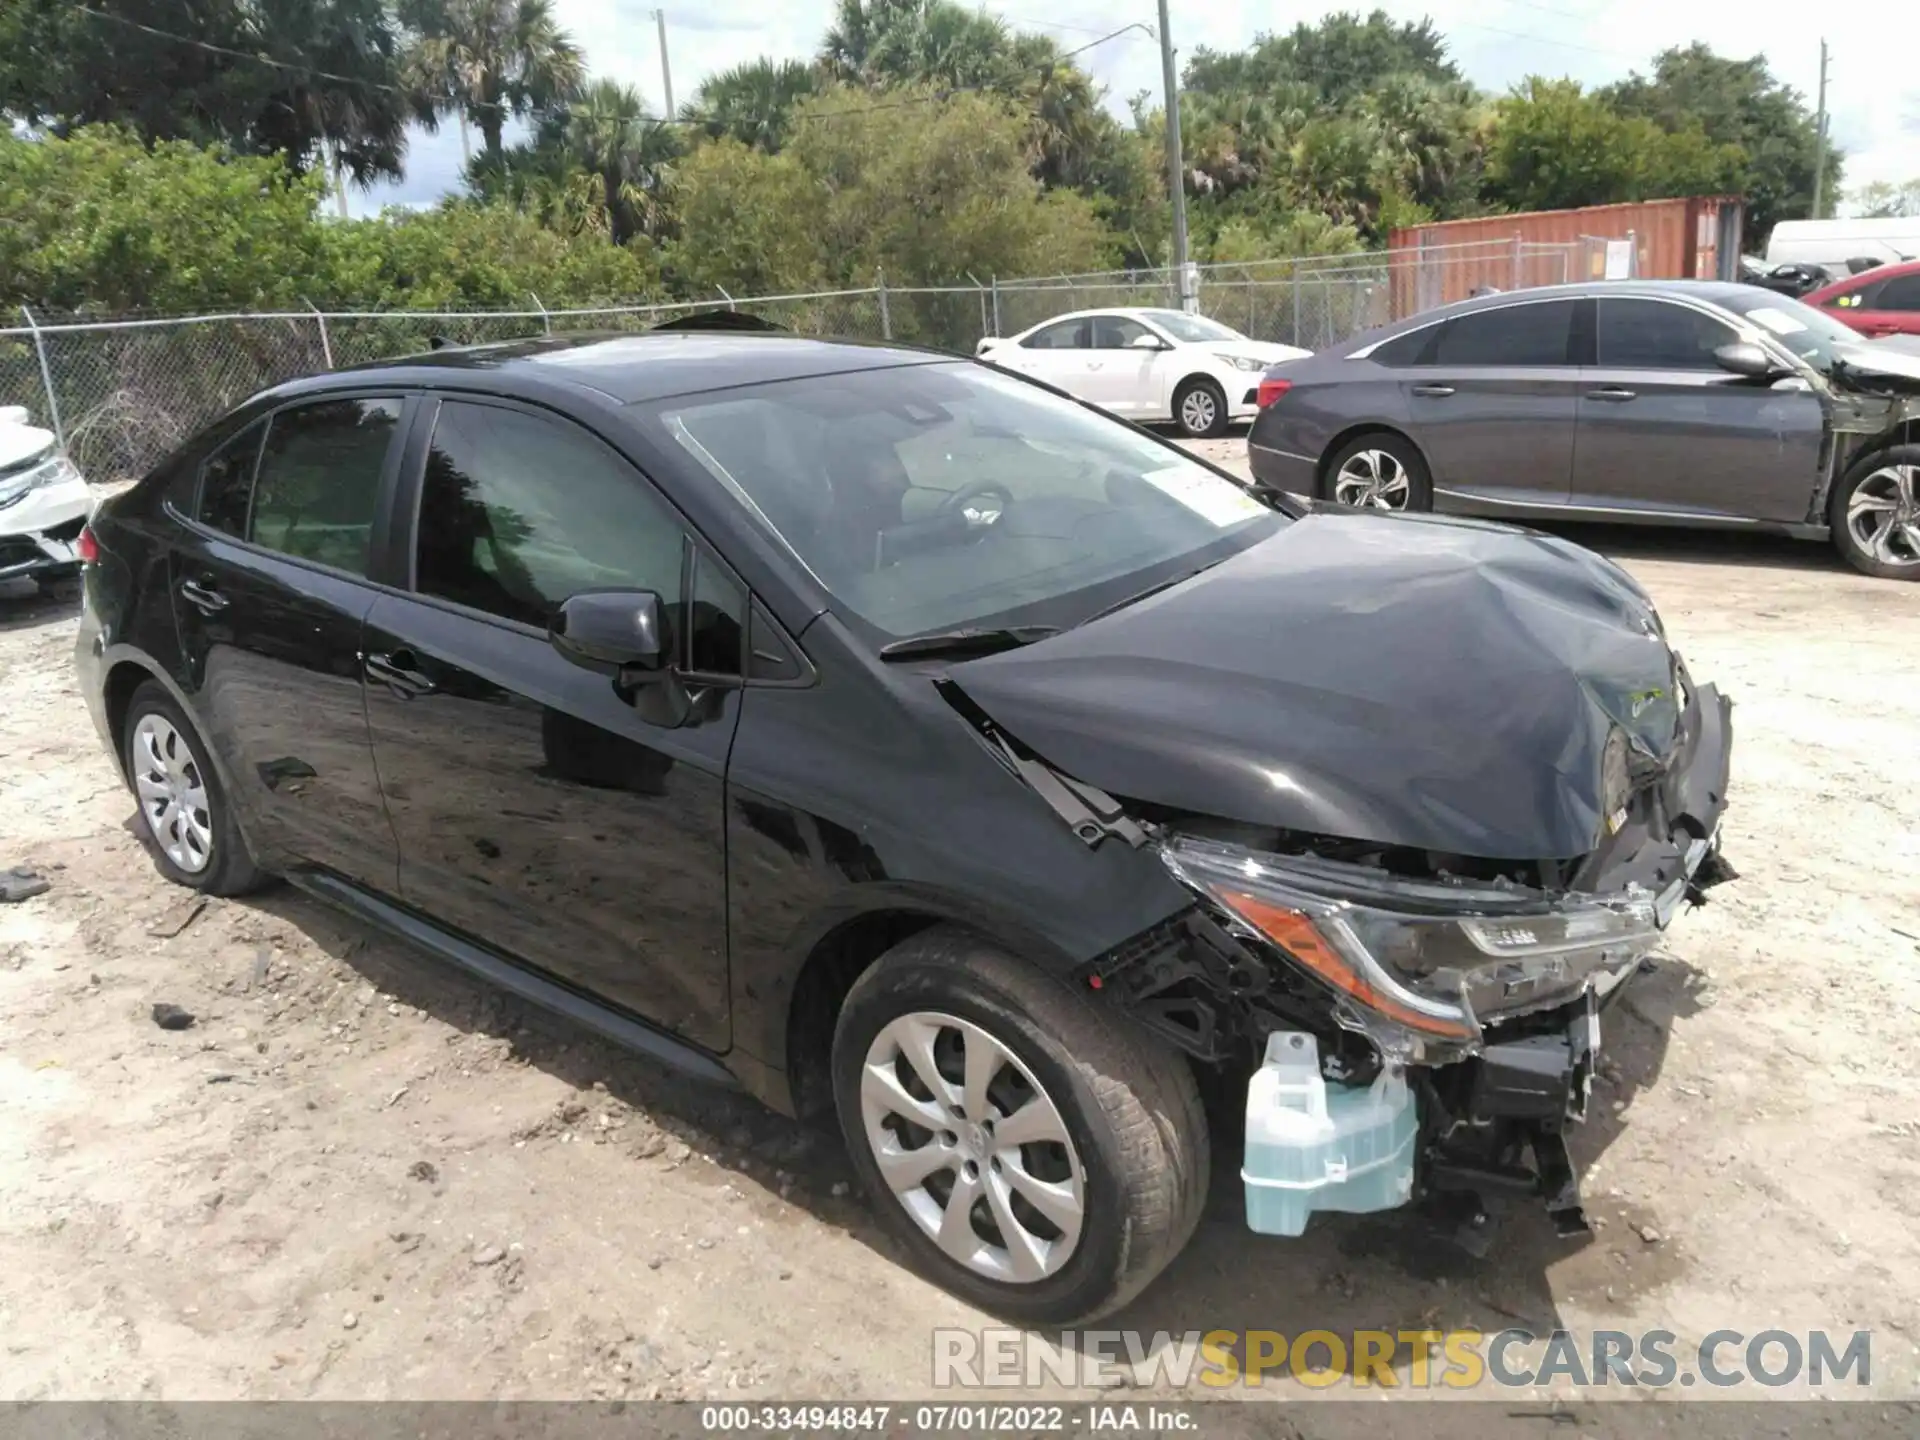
[0,447,67,510]
[1214,353,1268,373]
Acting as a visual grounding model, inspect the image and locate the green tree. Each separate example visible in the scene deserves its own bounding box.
[563,79,680,245]
[1604,44,1832,238]
[0,125,329,312]
[684,58,819,153]
[783,86,1114,289]
[1186,11,1461,112]
[666,140,829,296]
[1853,178,1920,219]
[0,0,418,183]
[1484,77,1743,213]
[400,0,584,164]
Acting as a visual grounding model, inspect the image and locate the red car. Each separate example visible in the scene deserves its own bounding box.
[1804,258,1920,338]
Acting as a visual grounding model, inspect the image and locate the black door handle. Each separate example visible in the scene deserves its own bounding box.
[1410,384,1456,397]
[178,577,229,614]
[363,650,436,698]
[1587,386,1637,402]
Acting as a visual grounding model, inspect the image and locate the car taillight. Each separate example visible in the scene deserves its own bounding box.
[76,524,99,565]
[1256,378,1293,409]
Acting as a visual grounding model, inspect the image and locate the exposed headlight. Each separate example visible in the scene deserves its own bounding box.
[1162,836,1661,1055]
[1214,353,1268,372]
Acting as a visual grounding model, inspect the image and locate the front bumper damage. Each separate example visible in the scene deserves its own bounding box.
[1045,679,1736,1243]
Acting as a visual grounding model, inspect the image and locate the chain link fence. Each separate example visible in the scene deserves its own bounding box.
[3,241,1590,484]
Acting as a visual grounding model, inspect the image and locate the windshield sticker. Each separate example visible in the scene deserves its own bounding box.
[1746,307,1809,336]
[1140,466,1270,527]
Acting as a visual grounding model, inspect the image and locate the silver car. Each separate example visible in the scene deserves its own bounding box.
[1247,280,1920,580]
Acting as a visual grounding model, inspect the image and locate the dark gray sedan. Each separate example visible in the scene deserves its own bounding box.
[1247,280,1920,579]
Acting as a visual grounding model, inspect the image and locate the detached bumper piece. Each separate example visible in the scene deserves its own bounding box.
[1422,995,1602,1240]
[0,514,86,581]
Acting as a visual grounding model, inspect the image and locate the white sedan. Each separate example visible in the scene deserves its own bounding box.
[0,406,92,592]
[976,308,1310,437]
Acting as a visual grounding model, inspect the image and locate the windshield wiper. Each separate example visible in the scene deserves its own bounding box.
[879,625,1062,661]
[1078,561,1221,627]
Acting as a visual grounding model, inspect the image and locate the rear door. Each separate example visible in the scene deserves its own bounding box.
[170,396,406,889]
[1399,298,1581,507]
[1571,296,1824,523]
[361,396,741,1050]
[1829,270,1920,338]
[1005,318,1096,399]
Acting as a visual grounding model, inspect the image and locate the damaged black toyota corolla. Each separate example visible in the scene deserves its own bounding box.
[74,332,1733,1325]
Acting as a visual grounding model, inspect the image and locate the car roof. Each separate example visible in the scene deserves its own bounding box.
[1020,307,1188,329]
[1806,257,1920,297]
[263,330,951,407]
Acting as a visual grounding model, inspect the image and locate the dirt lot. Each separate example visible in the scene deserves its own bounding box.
[2,453,1918,1408]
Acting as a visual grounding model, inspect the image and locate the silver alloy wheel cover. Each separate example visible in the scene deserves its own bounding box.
[1333,449,1412,509]
[1180,387,1217,434]
[131,713,214,874]
[859,1011,1085,1284]
[1847,463,1920,569]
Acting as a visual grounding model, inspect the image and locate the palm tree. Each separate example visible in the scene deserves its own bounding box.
[402,0,585,164]
[565,79,680,245]
[685,58,819,153]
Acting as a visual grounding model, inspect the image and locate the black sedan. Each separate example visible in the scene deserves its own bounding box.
[1247,280,1920,579]
[75,329,1732,1321]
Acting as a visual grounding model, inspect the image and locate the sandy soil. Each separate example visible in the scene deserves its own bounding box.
[2,452,1918,1407]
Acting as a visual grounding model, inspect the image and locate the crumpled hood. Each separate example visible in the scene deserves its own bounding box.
[0,421,56,473]
[950,510,1687,861]
[1834,340,1920,394]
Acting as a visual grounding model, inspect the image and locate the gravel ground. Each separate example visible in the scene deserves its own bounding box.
[2,448,1917,1409]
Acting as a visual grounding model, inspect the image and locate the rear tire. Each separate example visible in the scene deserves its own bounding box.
[1831,445,1920,580]
[1323,431,1433,512]
[121,681,271,896]
[1173,378,1229,438]
[831,926,1209,1325]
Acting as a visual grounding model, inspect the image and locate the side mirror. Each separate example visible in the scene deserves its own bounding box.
[550,589,667,672]
[1128,333,1169,351]
[1713,341,1778,379]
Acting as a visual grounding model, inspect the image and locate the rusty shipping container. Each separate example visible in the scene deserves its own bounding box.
[1386,197,1745,318]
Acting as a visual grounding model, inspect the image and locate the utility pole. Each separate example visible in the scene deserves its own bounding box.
[655,10,675,118]
[1155,0,1193,312]
[1811,38,1830,219]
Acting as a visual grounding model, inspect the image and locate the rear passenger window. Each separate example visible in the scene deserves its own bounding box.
[247,399,402,574]
[414,401,684,630]
[1596,300,1736,369]
[1430,301,1575,367]
[1023,320,1088,350]
[1875,274,1920,311]
[1368,328,1435,366]
[197,423,264,537]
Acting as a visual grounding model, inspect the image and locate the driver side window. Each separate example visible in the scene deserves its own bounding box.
[413,400,684,633]
[1091,316,1154,349]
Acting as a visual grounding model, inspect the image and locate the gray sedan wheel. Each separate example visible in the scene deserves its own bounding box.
[1833,445,1920,581]
[1324,432,1433,512]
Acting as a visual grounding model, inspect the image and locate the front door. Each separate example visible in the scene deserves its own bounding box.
[1398,297,1581,507]
[362,396,741,1051]
[169,397,406,889]
[1572,297,1825,523]
[1828,269,1920,339]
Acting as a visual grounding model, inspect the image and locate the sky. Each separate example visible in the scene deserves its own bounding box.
[346,0,1920,221]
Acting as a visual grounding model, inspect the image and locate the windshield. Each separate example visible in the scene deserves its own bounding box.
[1719,290,1863,375]
[653,361,1282,641]
[1141,310,1246,344]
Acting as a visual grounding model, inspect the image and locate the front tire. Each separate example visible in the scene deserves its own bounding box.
[122,681,270,896]
[1174,378,1229,438]
[1831,445,1920,580]
[1323,431,1433,512]
[831,927,1209,1325]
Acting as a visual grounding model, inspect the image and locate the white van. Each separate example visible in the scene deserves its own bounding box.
[1766,218,1920,277]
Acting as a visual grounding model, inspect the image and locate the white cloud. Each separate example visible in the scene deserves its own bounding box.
[346,0,1919,218]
